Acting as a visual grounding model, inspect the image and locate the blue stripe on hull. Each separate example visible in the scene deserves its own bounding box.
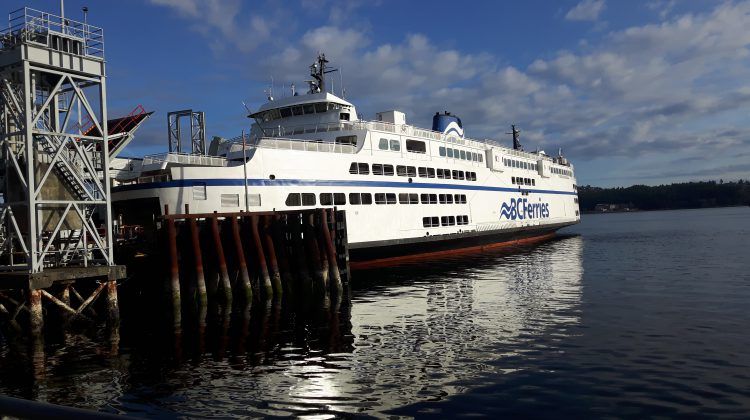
[113,178,577,196]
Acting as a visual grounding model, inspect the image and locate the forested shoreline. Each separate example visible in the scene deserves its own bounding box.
[578,181,750,212]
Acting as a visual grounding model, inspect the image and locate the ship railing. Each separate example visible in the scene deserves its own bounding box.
[142,152,229,168]
[1,7,104,58]
[258,119,553,161]
[226,136,357,154]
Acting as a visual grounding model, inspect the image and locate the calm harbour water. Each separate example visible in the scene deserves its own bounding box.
[1,206,749,418]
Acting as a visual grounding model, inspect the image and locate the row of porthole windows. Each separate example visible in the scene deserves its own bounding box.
[504,158,537,171]
[439,146,484,163]
[285,192,468,207]
[422,215,470,228]
[350,162,477,181]
[552,167,573,176]
[512,177,536,186]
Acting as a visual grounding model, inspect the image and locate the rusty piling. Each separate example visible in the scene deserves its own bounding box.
[210,215,233,306]
[250,214,274,299]
[165,205,181,328]
[230,216,253,304]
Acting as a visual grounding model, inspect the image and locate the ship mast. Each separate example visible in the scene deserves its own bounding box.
[307,53,338,94]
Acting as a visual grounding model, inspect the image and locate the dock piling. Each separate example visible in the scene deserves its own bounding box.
[210,215,233,306]
[230,216,253,304]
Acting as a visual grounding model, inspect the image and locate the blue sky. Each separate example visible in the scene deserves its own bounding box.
[8,0,750,186]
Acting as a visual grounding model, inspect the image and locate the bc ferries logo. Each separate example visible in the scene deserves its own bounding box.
[500,198,550,220]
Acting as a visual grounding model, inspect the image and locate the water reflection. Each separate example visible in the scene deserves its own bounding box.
[0,235,583,417]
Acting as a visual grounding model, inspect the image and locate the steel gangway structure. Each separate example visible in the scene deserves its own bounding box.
[0,6,127,335]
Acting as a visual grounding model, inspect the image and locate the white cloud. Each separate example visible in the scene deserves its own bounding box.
[565,0,606,21]
[143,0,750,184]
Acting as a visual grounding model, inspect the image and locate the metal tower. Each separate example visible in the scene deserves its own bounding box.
[168,109,206,154]
[0,7,116,274]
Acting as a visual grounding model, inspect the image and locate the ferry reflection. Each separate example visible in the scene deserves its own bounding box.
[0,235,583,417]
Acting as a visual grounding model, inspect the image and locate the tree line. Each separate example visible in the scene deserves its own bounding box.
[578,180,750,212]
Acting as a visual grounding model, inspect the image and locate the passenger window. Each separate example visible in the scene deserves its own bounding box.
[446,194,453,204]
[460,150,466,160]
[333,193,346,205]
[407,166,417,177]
[301,193,316,206]
[386,193,397,204]
[458,171,465,180]
[361,193,373,204]
[349,162,358,174]
[372,164,383,175]
[320,193,333,205]
[358,163,369,175]
[452,170,459,179]
[409,193,418,204]
[399,193,409,204]
[285,193,301,206]
[427,168,435,178]
[389,140,400,151]
[406,139,427,154]
[479,154,483,163]
[397,165,407,176]
[418,167,428,178]
[379,138,389,150]
[349,193,361,205]
[437,169,445,179]
[375,193,386,204]
[383,164,394,176]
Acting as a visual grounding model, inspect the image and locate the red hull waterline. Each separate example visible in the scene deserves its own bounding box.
[350,232,557,270]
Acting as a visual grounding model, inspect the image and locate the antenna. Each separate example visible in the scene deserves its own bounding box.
[291,83,296,96]
[339,65,344,98]
[242,101,251,114]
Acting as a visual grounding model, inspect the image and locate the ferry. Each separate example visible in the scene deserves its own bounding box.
[112,54,580,268]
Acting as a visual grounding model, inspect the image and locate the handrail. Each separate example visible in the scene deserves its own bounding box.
[1,7,104,58]
[251,120,554,162]
[142,152,228,167]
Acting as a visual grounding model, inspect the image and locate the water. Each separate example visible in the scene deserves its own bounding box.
[1,207,749,418]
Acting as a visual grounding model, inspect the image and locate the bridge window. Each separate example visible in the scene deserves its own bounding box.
[406,139,427,154]
[292,106,304,116]
[439,147,446,157]
[303,104,315,114]
[378,138,389,150]
[478,154,483,162]
[389,140,401,151]
[280,107,292,118]
[315,102,328,113]
[447,148,454,158]
[336,135,357,146]
[460,150,466,160]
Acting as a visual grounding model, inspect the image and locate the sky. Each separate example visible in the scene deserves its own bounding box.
[7,0,750,187]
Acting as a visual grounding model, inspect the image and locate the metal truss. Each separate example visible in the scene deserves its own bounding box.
[0,60,113,273]
[168,109,206,154]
